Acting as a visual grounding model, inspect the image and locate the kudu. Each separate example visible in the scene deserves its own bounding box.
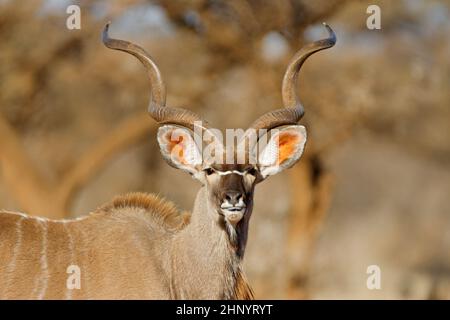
[0,23,335,299]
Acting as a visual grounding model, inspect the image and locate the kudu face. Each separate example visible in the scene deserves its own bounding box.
[102,22,336,226]
[204,163,257,225]
[156,123,309,225]
[157,124,262,225]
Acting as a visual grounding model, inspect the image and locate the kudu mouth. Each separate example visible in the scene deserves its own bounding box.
[220,201,247,225]
[216,188,247,225]
[221,208,246,225]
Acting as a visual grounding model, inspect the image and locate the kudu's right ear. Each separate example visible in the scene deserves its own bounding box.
[157,125,203,177]
[256,125,307,179]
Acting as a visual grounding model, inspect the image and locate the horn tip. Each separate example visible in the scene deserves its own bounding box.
[322,22,336,45]
[102,21,112,44]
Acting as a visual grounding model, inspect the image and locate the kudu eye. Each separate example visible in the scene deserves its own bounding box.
[247,167,258,176]
[204,168,215,176]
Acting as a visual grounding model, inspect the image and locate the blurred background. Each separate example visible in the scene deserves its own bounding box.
[0,0,449,299]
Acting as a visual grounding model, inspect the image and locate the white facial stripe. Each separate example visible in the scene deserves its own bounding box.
[215,170,245,176]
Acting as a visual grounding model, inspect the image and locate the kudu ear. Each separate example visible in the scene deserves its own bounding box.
[257,125,307,179]
[157,125,202,177]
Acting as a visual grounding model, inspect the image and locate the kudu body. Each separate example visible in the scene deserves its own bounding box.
[0,23,335,299]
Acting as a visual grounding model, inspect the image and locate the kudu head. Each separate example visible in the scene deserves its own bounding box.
[102,22,336,228]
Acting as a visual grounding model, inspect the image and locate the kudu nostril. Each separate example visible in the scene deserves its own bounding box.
[224,192,243,206]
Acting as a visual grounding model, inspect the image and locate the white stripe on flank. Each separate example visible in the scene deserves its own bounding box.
[32,220,49,299]
[64,223,75,300]
[0,210,89,223]
[1,211,29,219]
[216,170,245,176]
[3,216,25,298]
[79,227,90,298]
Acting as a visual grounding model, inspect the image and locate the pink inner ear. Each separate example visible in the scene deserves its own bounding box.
[164,131,187,165]
[276,132,301,165]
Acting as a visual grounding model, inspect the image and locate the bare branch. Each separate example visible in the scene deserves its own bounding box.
[0,112,155,218]
[56,113,155,215]
[0,114,52,214]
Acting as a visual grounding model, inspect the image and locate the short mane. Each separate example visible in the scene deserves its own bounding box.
[97,192,191,231]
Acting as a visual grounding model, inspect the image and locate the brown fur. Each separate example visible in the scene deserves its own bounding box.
[97,192,191,230]
[0,191,253,299]
[233,268,255,299]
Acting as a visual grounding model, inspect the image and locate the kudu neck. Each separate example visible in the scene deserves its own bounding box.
[190,187,250,258]
[169,186,251,298]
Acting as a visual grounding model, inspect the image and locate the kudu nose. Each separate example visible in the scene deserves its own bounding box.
[224,192,243,206]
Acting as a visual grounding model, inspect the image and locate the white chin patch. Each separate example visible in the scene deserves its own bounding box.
[222,209,244,225]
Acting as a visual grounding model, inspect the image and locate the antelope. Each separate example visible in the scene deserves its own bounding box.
[0,22,335,299]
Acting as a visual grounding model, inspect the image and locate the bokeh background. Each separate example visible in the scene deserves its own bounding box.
[0,0,449,299]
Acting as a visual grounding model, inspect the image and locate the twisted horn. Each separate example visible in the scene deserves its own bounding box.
[102,22,210,131]
[252,23,336,132]
[240,23,336,155]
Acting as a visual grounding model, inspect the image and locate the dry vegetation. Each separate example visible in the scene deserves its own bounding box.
[0,0,449,298]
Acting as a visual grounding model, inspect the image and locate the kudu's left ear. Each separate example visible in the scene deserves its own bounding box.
[157,125,202,177]
[256,125,307,178]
